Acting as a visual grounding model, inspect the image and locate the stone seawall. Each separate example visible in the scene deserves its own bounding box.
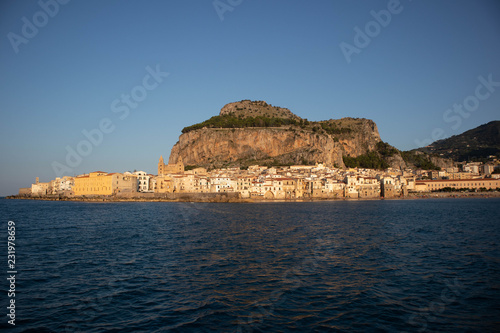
[6,192,243,202]
[115,192,242,202]
[6,191,500,202]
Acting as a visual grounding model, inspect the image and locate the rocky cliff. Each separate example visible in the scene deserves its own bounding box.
[168,101,393,169]
[169,127,346,168]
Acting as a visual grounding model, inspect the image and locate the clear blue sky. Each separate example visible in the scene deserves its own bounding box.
[1,0,499,196]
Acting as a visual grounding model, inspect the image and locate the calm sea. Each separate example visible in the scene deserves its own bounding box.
[0,198,499,332]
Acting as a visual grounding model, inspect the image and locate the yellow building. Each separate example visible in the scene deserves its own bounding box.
[158,156,184,175]
[73,172,137,196]
[74,172,112,195]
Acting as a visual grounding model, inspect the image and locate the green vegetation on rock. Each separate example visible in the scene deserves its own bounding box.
[376,141,398,157]
[181,115,300,134]
[400,151,441,170]
[342,152,390,170]
[320,122,353,135]
[341,141,400,170]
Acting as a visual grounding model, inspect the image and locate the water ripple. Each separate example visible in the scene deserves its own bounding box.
[0,199,499,332]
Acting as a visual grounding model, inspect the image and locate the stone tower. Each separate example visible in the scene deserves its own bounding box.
[158,155,184,175]
[158,156,165,176]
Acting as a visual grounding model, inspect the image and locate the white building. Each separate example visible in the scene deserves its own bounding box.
[49,176,74,194]
[209,176,235,192]
[134,171,151,192]
[31,177,49,196]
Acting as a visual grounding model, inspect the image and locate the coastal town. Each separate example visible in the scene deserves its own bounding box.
[16,156,500,201]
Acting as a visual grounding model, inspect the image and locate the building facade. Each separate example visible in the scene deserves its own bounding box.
[134,171,151,192]
[73,172,137,196]
[158,156,184,176]
[415,179,500,191]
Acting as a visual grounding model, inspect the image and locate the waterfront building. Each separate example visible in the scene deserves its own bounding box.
[321,177,345,198]
[236,176,254,198]
[49,176,74,195]
[134,171,151,192]
[73,171,111,195]
[169,174,209,193]
[20,155,500,199]
[344,175,359,198]
[196,177,210,192]
[31,177,50,196]
[262,177,288,199]
[73,172,137,196]
[210,175,234,193]
[250,179,265,198]
[306,178,323,198]
[281,177,299,199]
[380,177,396,198]
[18,187,31,196]
[154,175,173,193]
[415,179,500,192]
[357,177,380,198]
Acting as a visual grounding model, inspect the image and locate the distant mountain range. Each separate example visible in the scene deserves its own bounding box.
[415,121,500,162]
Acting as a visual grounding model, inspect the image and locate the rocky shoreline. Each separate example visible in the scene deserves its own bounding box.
[5,191,500,203]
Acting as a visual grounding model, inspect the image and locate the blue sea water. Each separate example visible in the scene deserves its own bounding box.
[0,198,499,332]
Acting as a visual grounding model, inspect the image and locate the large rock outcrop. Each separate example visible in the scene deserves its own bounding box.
[169,127,345,168]
[168,101,386,169]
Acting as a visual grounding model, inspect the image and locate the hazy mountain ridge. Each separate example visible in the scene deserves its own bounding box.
[416,121,500,161]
